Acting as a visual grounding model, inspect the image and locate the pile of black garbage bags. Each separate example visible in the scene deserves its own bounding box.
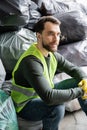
[0,0,87,79]
[0,0,87,129]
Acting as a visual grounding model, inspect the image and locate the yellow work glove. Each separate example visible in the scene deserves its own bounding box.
[78,79,87,99]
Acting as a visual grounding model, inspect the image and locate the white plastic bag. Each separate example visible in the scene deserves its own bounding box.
[0,59,6,88]
[0,89,19,130]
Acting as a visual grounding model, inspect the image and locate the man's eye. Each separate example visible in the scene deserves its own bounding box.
[48,32,53,35]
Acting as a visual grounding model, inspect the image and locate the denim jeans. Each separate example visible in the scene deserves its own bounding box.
[55,78,87,115]
[18,98,65,130]
[18,78,87,130]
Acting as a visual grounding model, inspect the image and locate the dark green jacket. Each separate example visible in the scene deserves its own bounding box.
[11,43,87,112]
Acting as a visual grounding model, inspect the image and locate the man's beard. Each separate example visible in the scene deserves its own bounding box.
[42,41,58,52]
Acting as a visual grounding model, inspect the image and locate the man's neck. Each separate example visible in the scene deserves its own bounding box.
[36,44,49,57]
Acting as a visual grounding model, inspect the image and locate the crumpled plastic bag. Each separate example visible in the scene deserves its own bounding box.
[0,89,19,130]
[54,10,87,45]
[0,59,6,88]
[0,0,31,33]
[58,39,87,66]
[0,28,37,74]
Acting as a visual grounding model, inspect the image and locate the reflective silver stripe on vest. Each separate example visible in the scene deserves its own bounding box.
[14,98,30,107]
[3,81,37,97]
[12,86,37,107]
[12,85,37,97]
[5,81,37,108]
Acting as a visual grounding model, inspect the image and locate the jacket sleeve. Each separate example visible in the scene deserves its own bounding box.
[15,55,84,106]
[54,52,87,81]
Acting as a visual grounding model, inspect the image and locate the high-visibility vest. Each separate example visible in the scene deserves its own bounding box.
[11,43,57,112]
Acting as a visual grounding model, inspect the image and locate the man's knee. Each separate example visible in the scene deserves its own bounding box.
[51,104,65,121]
[56,104,65,119]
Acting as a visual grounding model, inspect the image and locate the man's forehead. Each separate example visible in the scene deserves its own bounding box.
[44,22,61,32]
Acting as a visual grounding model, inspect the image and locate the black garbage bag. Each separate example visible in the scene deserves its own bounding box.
[0,0,30,33]
[54,10,87,45]
[38,0,82,15]
[76,0,87,15]
[58,39,87,66]
[0,28,37,74]
[0,89,18,130]
[25,0,41,30]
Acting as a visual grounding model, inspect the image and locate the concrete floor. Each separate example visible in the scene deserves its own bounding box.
[18,109,87,130]
[59,109,87,130]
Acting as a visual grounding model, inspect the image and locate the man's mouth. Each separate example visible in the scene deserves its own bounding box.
[50,43,57,48]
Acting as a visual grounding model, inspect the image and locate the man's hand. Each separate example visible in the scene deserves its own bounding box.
[82,93,87,99]
[78,79,87,99]
[78,79,87,93]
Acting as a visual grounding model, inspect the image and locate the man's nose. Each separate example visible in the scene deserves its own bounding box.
[54,34,60,41]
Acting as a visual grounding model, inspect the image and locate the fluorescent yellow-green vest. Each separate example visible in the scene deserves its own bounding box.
[11,43,57,112]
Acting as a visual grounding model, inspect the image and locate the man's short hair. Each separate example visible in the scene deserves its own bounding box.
[33,16,61,33]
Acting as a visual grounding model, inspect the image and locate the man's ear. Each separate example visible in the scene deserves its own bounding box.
[36,33,41,41]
